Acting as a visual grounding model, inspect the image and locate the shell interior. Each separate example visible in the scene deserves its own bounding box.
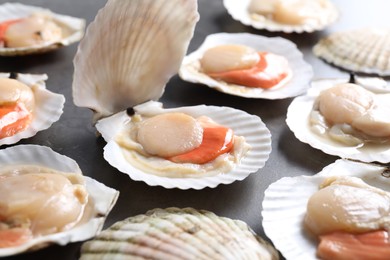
[262,159,390,260]
[313,28,390,76]
[0,73,65,146]
[80,207,279,260]
[0,3,85,56]
[179,33,313,99]
[72,0,199,121]
[0,145,119,257]
[286,77,390,163]
[223,0,339,33]
[96,101,272,189]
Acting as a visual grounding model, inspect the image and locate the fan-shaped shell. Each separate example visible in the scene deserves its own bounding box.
[96,101,272,189]
[0,73,65,146]
[223,0,338,33]
[179,33,313,99]
[0,2,85,56]
[80,207,279,260]
[286,77,390,163]
[72,0,199,121]
[0,145,119,257]
[313,28,390,76]
[262,159,390,260]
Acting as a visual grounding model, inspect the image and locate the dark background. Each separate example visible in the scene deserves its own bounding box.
[1,0,389,259]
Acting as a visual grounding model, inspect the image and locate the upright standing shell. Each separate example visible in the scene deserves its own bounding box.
[72,0,199,121]
[80,207,279,260]
[313,28,390,76]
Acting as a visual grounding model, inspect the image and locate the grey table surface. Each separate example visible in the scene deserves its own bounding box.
[1,0,389,259]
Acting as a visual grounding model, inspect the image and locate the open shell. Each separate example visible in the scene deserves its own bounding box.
[72,0,199,121]
[314,28,390,76]
[179,33,313,99]
[0,2,85,56]
[80,207,279,260]
[286,77,390,163]
[0,145,119,257]
[223,0,338,33]
[96,101,272,190]
[262,159,390,260]
[0,73,65,146]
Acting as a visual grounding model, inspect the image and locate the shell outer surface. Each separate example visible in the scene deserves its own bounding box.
[0,2,85,56]
[0,144,119,257]
[80,207,279,260]
[313,28,390,76]
[179,33,313,99]
[95,101,272,189]
[223,0,339,33]
[286,77,390,163]
[72,0,199,121]
[262,159,390,260]
[0,73,65,146]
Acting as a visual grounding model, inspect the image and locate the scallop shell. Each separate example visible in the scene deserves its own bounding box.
[313,28,390,76]
[286,77,390,163]
[0,144,119,257]
[262,159,390,260]
[0,73,65,146]
[80,207,279,260]
[179,33,313,99]
[96,101,272,190]
[0,3,85,56]
[223,0,338,33]
[72,0,199,121]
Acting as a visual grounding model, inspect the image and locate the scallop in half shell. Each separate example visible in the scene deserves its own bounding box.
[262,159,390,260]
[313,28,390,76]
[0,73,65,146]
[73,0,271,189]
[96,101,271,189]
[0,145,119,257]
[80,207,279,260]
[0,2,85,56]
[286,76,390,163]
[223,0,338,33]
[179,33,313,99]
[72,0,199,121]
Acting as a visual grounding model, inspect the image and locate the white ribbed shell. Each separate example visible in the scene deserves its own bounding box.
[0,145,119,257]
[262,159,390,260]
[313,28,390,76]
[179,33,313,99]
[286,77,390,163]
[0,3,85,56]
[96,101,272,189]
[72,0,199,121]
[223,0,338,33]
[0,73,65,146]
[80,207,279,260]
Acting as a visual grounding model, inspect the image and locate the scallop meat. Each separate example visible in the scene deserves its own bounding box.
[223,0,338,33]
[286,76,390,163]
[0,2,85,56]
[0,73,65,146]
[0,145,119,257]
[262,159,390,260]
[179,33,313,99]
[313,28,390,76]
[80,207,279,260]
